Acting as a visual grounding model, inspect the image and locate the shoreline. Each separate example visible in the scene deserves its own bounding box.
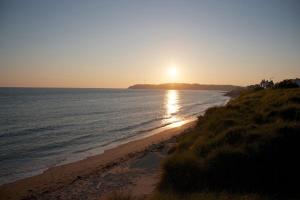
[0,120,197,200]
[1,118,196,186]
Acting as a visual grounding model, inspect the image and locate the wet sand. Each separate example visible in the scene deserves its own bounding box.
[0,120,197,200]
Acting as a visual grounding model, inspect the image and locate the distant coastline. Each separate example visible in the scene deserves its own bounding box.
[128,83,243,91]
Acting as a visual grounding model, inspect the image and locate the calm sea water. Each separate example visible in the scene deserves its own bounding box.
[0,88,229,185]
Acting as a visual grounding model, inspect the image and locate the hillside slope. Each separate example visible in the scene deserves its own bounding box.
[158,88,300,197]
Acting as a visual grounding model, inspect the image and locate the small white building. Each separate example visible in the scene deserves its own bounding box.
[260,79,274,89]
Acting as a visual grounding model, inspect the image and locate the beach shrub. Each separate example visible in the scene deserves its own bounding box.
[107,191,142,200]
[159,151,202,191]
[158,88,300,196]
[151,192,270,200]
[273,79,299,89]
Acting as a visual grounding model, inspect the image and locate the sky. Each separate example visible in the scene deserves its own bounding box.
[1,0,300,88]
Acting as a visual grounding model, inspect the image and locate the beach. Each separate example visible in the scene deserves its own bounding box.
[1,1,298,199]
[0,88,229,186]
[0,120,197,200]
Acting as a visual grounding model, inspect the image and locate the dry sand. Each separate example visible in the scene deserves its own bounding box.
[0,120,197,200]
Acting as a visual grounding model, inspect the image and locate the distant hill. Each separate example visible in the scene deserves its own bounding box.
[128,83,243,91]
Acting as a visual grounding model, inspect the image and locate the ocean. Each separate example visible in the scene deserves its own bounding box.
[0,88,229,185]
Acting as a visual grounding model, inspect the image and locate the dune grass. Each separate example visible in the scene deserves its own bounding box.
[109,88,300,200]
[150,192,271,200]
[158,88,300,197]
[107,191,271,200]
[106,191,143,200]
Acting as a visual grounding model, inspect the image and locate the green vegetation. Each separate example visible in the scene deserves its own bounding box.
[150,192,270,200]
[107,191,270,200]
[109,87,300,199]
[107,192,142,200]
[159,88,300,197]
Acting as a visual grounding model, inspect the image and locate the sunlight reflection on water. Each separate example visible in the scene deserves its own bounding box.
[163,90,183,126]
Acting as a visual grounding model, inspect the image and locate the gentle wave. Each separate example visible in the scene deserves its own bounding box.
[107,117,171,133]
[0,88,230,185]
[0,124,75,138]
[72,114,201,155]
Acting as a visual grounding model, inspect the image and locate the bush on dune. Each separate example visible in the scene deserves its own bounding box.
[107,191,143,200]
[151,192,270,200]
[108,191,270,200]
[158,88,300,196]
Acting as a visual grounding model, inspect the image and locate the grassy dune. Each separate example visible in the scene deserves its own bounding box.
[159,88,300,197]
[111,88,300,199]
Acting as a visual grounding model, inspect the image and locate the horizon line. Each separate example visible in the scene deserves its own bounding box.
[0,82,246,89]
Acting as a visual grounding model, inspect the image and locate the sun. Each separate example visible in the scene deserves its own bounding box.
[168,67,177,78]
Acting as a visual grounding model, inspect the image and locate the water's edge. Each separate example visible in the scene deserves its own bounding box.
[0,89,229,185]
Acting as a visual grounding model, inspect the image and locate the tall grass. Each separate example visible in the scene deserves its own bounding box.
[158,88,300,196]
[151,192,270,200]
[108,88,300,200]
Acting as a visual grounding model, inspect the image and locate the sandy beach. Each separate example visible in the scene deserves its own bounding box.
[0,120,197,200]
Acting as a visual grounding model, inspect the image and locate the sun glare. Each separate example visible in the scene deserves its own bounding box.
[168,67,177,78]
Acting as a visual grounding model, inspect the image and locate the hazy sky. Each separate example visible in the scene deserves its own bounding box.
[1,0,300,88]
